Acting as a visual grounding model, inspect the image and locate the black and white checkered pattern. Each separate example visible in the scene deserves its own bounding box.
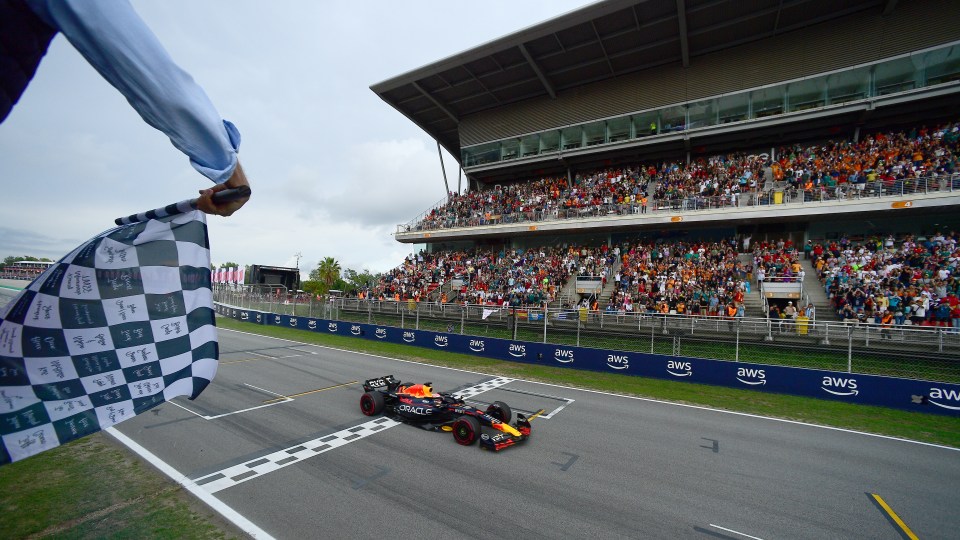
[114,198,196,226]
[0,210,217,465]
[452,377,514,399]
[195,417,400,493]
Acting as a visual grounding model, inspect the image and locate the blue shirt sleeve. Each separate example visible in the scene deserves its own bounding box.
[26,0,240,184]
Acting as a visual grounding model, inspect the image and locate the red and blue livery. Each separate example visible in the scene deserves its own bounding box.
[360,375,531,451]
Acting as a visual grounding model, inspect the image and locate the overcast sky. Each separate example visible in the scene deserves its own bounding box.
[0,0,593,277]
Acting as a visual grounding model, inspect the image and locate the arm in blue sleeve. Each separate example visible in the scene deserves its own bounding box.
[26,0,240,183]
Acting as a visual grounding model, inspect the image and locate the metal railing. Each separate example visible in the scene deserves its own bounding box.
[397,172,960,234]
[214,292,960,384]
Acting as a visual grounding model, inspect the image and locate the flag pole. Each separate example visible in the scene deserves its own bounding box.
[114,186,251,225]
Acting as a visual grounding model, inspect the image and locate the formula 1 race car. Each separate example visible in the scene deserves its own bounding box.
[360,375,531,451]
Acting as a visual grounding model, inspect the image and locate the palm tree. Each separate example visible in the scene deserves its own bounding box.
[314,257,341,294]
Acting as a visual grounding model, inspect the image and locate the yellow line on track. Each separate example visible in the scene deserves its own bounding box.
[527,409,547,421]
[220,358,265,365]
[262,381,358,404]
[870,493,919,540]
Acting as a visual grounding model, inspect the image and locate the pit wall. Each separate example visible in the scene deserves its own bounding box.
[216,304,960,417]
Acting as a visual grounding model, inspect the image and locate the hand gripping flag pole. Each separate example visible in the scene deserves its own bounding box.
[114,185,251,225]
[0,188,249,465]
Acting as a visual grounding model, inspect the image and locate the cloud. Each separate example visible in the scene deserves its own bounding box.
[0,226,84,260]
[0,0,597,280]
[316,138,453,227]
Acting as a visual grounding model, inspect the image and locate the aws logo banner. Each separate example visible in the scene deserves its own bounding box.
[607,354,629,371]
[468,339,485,353]
[553,348,575,364]
[736,367,766,386]
[307,320,317,330]
[375,328,387,339]
[508,343,526,358]
[666,359,691,377]
[926,387,960,411]
[821,376,859,397]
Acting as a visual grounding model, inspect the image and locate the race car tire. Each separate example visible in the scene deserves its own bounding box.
[486,401,512,423]
[360,391,385,416]
[452,416,481,446]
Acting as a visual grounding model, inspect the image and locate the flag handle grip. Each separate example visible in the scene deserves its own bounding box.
[210,185,252,204]
[114,186,252,225]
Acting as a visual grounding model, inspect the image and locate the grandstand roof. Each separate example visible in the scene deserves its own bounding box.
[370,0,891,162]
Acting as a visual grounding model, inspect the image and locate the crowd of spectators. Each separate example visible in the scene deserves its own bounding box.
[603,238,750,319]
[751,239,803,284]
[814,232,960,331]
[369,230,960,332]
[410,121,960,231]
[371,246,610,307]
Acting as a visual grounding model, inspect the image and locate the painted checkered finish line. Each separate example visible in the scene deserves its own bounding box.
[193,376,514,493]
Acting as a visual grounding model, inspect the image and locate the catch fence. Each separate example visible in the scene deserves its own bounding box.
[214,290,960,384]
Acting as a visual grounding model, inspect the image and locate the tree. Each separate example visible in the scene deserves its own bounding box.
[1,255,53,270]
[310,257,342,294]
[301,280,323,295]
[343,268,381,294]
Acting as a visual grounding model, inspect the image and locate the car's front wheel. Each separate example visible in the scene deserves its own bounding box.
[452,416,481,446]
[486,401,512,423]
[360,391,385,416]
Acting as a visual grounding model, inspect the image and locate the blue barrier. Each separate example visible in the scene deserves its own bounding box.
[214,304,960,417]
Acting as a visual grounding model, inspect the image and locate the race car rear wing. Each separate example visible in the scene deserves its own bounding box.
[363,375,401,392]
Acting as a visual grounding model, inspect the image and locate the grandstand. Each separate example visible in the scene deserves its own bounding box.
[0,260,54,280]
[370,0,960,325]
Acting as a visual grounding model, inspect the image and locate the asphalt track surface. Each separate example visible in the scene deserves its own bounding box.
[94,326,958,540]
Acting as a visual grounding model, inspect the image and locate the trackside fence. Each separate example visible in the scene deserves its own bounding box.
[214,291,960,385]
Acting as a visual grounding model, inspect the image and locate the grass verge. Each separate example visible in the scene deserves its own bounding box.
[217,316,960,448]
[0,433,238,539]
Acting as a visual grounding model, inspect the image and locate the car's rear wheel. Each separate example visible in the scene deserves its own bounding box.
[360,391,385,416]
[452,416,481,446]
[486,401,512,423]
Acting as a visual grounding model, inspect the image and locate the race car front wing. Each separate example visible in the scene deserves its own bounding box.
[479,413,532,451]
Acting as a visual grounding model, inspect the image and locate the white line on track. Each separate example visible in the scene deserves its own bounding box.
[170,383,293,420]
[709,524,765,540]
[538,398,574,419]
[218,326,960,452]
[105,427,276,540]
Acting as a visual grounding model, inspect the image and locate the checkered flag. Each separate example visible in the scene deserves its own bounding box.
[0,210,217,464]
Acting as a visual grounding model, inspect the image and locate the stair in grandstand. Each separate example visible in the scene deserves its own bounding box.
[553,272,580,309]
[801,257,839,322]
[596,258,622,307]
[738,253,766,318]
[425,281,441,302]
[426,278,454,303]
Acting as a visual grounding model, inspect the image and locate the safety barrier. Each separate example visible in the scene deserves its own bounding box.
[215,303,960,417]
